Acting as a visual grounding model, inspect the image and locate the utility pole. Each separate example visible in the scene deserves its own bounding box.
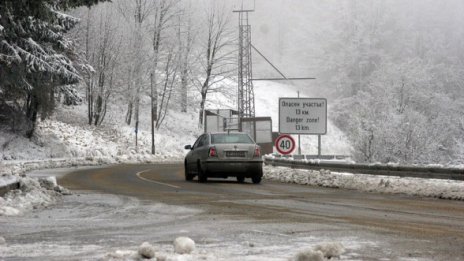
[150,73,155,155]
[234,6,255,119]
[297,91,301,155]
[233,0,316,153]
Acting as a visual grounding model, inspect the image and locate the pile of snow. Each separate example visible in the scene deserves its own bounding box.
[0,176,70,216]
[104,237,197,260]
[264,165,464,200]
[174,236,196,254]
[138,242,156,259]
[0,174,18,188]
[293,242,345,261]
[0,158,109,180]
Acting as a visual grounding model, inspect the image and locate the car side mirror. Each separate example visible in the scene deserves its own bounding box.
[184,145,192,150]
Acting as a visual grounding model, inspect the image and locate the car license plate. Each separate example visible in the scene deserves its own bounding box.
[226,151,246,158]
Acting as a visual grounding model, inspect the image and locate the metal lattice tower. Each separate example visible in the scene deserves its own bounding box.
[236,10,255,119]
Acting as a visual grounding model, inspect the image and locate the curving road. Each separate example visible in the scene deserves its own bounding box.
[57,163,464,260]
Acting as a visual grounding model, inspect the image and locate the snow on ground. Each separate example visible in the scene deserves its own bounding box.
[0,175,70,216]
[0,103,198,162]
[0,168,371,261]
[263,165,464,200]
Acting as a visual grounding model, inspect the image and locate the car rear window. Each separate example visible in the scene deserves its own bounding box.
[211,134,254,144]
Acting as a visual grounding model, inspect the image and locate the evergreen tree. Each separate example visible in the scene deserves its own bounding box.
[0,0,108,137]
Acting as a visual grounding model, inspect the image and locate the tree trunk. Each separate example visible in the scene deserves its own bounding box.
[25,94,39,138]
[180,66,188,113]
[199,91,207,127]
[125,101,132,125]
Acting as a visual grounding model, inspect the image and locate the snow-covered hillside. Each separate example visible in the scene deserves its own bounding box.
[0,80,351,162]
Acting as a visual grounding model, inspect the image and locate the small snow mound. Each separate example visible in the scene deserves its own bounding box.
[138,242,156,259]
[173,236,195,254]
[103,250,137,260]
[0,176,65,216]
[19,177,41,192]
[293,242,345,261]
[155,253,167,261]
[293,249,324,261]
[0,236,6,245]
[0,206,20,216]
[314,242,345,258]
[38,176,57,190]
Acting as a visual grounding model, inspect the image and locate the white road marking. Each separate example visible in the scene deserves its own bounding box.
[136,169,181,189]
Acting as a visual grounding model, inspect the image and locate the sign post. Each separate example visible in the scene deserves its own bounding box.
[279,97,327,156]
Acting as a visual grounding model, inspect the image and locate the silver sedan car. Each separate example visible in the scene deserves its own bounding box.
[184,132,264,183]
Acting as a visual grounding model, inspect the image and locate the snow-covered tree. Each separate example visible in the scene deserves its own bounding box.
[80,4,121,126]
[194,2,236,126]
[0,0,108,137]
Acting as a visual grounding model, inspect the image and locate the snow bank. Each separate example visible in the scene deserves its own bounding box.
[293,249,324,261]
[0,176,70,216]
[313,242,345,258]
[293,242,345,261]
[264,166,464,200]
[103,238,199,261]
[0,174,18,187]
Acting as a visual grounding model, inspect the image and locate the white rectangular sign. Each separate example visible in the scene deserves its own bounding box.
[279,98,327,135]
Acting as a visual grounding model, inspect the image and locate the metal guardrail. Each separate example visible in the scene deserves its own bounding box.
[264,157,464,181]
[276,154,350,160]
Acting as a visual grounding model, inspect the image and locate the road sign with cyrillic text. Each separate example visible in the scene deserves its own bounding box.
[279,98,327,135]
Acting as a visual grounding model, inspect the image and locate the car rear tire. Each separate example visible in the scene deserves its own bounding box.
[184,162,194,181]
[251,176,262,184]
[197,162,207,183]
[252,168,263,184]
[236,176,245,183]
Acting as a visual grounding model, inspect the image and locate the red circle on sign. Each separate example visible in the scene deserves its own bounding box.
[275,134,296,155]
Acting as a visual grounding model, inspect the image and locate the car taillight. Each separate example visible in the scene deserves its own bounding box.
[254,146,261,158]
[209,146,217,157]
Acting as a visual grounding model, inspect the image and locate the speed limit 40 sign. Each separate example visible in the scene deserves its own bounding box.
[275,134,296,155]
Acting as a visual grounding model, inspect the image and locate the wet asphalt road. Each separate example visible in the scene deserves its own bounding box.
[58,163,464,260]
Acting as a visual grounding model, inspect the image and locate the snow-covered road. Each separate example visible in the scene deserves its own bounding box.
[2,165,464,260]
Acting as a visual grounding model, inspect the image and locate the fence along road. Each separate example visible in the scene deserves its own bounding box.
[264,156,464,181]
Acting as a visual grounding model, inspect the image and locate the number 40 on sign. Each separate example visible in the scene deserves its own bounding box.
[275,134,296,155]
